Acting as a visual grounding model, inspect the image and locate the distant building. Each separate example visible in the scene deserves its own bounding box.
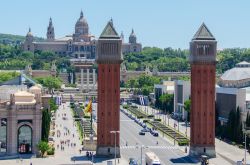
[121,29,142,54]
[22,11,142,57]
[173,80,190,120]
[22,11,96,59]
[216,61,250,124]
[154,81,175,105]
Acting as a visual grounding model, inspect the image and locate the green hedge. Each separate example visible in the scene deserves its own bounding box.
[137,116,144,119]
[131,105,138,108]
[147,115,154,118]
[143,119,149,123]
[154,118,161,122]
[178,140,189,146]
[84,116,91,119]
[123,105,129,109]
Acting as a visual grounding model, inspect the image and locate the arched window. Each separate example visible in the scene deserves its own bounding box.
[18,125,32,153]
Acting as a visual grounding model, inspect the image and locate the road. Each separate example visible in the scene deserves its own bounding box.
[120,110,198,165]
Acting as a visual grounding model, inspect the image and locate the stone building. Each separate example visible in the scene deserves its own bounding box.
[0,85,42,155]
[121,29,142,53]
[22,11,96,59]
[22,11,141,57]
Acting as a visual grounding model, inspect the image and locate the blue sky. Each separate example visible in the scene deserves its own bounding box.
[0,0,250,49]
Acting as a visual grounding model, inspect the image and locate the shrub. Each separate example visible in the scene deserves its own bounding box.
[232,142,236,146]
[147,115,154,118]
[123,105,129,109]
[238,144,244,149]
[137,116,144,119]
[47,146,55,155]
[154,118,161,122]
[131,105,138,108]
[84,116,91,119]
[37,141,49,157]
[143,119,149,123]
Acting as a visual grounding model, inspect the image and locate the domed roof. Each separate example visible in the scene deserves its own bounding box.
[26,27,33,37]
[220,61,250,81]
[75,11,88,27]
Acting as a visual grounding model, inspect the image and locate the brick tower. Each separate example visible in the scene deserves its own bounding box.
[189,23,217,157]
[96,20,122,156]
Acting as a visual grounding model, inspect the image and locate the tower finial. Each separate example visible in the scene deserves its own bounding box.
[80,10,83,18]
[110,18,113,26]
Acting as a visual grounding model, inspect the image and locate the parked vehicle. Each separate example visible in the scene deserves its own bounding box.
[129,158,138,165]
[142,128,150,132]
[145,152,161,165]
[139,131,146,135]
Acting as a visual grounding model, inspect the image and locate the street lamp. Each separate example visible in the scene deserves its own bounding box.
[243,122,250,165]
[110,131,120,165]
[136,145,148,165]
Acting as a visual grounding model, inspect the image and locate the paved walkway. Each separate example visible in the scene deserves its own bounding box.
[136,104,248,164]
[0,102,128,165]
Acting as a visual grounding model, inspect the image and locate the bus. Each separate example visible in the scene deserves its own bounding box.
[145,152,161,165]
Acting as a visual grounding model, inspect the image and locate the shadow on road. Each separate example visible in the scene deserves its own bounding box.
[170,155,199,164]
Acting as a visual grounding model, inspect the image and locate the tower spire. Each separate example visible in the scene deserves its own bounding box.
[80,10,83,18]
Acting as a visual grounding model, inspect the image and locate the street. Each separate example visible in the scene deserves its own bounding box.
[120,111,197,165]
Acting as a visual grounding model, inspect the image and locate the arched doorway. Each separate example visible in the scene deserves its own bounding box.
[18,125,32,154]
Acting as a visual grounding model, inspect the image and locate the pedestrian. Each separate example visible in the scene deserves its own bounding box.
[30,162,32,165]
[79,149,81,154]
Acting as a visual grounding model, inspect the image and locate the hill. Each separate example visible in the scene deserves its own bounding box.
[0,33,44,45]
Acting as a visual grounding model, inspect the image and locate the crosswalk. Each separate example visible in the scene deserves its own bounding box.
[120,145,182,150]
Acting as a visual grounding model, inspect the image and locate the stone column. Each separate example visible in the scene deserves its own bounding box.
[87,68,89,91]
[92,69,96,89]
[7,109,17,155]
[81,69,84,91]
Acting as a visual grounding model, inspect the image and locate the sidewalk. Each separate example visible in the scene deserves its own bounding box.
[136,104,249,164]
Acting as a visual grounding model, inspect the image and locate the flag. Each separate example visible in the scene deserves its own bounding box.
[84,99,92,113]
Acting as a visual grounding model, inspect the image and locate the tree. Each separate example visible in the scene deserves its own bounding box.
[35,76,62,93]
[184,99,191,122]
[37,141,49,157]
[159,93,174,114]
[41,108,51,142]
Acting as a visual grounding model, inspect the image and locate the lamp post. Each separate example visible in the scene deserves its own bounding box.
[136,145,148,165]
[243,122,250,165]
[110,131,120,165]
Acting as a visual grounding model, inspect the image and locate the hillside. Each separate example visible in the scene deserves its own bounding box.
[0,33,44,45]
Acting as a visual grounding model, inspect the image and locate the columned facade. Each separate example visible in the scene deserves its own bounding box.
[96,20,122,156]
[189,23,217,157]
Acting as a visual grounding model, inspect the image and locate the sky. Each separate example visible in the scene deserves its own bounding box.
[0,0,250,49]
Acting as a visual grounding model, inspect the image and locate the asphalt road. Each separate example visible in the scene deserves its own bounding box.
[120,111,198,165]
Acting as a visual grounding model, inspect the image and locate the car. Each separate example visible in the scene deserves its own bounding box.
[139,131,146,135]
[152,131,159,137]
[142,127,150,132]
[129,158,138,165]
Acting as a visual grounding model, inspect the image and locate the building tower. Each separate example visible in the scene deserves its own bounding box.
[47,17,55,41]
[73,10,90,42]
[189,23,217,157]
[129,29,136,44]
[23,28,34,52]
[96,19,122,156]
[120,31,124,43]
